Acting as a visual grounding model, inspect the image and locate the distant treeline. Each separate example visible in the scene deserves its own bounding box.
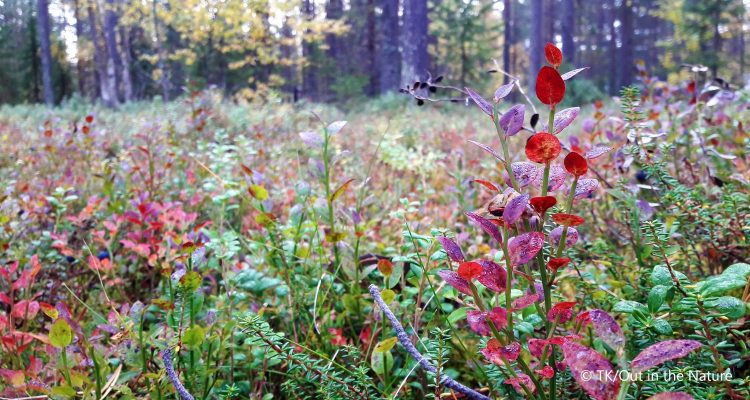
[1,0,747,106]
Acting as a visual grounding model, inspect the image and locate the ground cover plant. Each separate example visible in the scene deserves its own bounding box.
[1,42,749,400]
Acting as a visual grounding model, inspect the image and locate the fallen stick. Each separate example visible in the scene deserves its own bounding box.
[369,284,491,400]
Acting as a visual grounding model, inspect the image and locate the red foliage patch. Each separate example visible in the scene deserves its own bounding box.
[544,43,563,67]
[530,196,557,215]
[551,213,585,227]
[458,261,483,280]
[535,66,565,106]
[525,133,562,163]
[564,152,588,176]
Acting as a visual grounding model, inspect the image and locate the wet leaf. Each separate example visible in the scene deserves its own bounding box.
[494,82,515,102]
[49,319,73,348]
[526,133,562,163]
[564,152,588,176]
[465,87,493,117]
[589,309,625,352]
[438,270,472,296]
[476,260,507,293]
[503,194,529,225]
[499,104,525,136]
[468,140,504,162]
[535,66,565,105]
[562,341,620,400]
[437,236,465,263]
[561,67,589,80]
[465,211,503,242]
[508,232,545,266]
[553,107,579,134]
[631,340,702,373]
[374,337,398,353]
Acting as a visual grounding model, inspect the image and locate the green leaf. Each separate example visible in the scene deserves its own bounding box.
[371,350,393,376]
[651,266,687,287]
[180,271,202,292]
[52,385,77,397]
[647,285,670,313]
[447,307,468,325]
[706,296,746,320]
[49,319,73,348]
[613,300,647,314]
[652,319,673,335]
[183,326,205,349]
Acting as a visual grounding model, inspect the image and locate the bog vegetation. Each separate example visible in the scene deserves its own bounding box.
[1,28,750,400]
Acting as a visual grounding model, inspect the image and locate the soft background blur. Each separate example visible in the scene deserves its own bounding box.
[0,0,748,106]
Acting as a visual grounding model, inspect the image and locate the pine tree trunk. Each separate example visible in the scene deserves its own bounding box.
[503,0,512,84]
[529,0,543,90]
[37,0,54,106]
[302,0,318,100]
[104,0,122,101]
[89,3,118,107]
[562,0,575,64]
[378,0,401,92]
[73,0,89,98]
[619,0,634,88]
[119,25,134,101]
[401,0,430,87]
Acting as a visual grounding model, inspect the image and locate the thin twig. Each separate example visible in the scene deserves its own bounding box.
[369,285,491,400]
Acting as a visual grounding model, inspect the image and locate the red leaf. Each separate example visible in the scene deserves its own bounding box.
[589,309,625,352]
[437,236,465,263]
[552,213,585,227]
[536,365,555,379]
[548,301,576,323]
[544,43,563,67]
[85,114,94,123]
[11,300,39,320]
[535,66,566,105]
[562,341,620,400]
[631,340,702,373]
[526,133,562,163]
[504,373,535,395]
[458,261,483,280]
[512,293,540,310]
[530,196,557,215]
[547,257,571,271]
[467,307,508,335]
[564,152,588,176]
[473,179,499,192]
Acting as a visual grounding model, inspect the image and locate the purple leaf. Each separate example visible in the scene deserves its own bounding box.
[494,82,515,102]
[299,131,323,147]
[585,145,613,159]
[499,104,525,136]
[467,310,493,336]
[574,178,600,200]
[437,236,465,263]
[589,309,625,352]
[438,270,472,296]
[550,226,578,248]
[503,194,529,225]
[631,340,702,373]
[468,140,504,162]
[562,341,621,400]
[647,393,694,400]
[476,260,507,293]
[561,67,589,80]
[533,164,567,192]
[512,293,540,310]
[465,87,493,117]
[553,107,579,134]
[465,211,503,243]
[508,232,545,266]
[636,199,655,220]
[509,162,539,187]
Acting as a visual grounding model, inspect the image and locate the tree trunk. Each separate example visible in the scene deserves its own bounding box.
[378,0,401,92]
[529,0,543,90]
[119,25,134,101]
[151,0,169,100]
[301,0,318,100]
[89,3,118,107]
[562,0,575,64]
[73,0,89,98]
[104,0,125,102]
[502,0,512,83]
[37,0,54,105]
[619,0,634,88]
[608,0,618,94]
[401,0,430,87]
[325,0,343,100]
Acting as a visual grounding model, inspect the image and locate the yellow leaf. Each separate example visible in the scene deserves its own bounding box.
[381,289,396,304]
[373,337,398,353]
[249,184,268,201]
[330,178,355,202]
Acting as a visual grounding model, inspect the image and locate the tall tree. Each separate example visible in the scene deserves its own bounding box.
[104,0,123,100]
[89,2,118,107]
[529,0,543,90]
[302,0,318,99]
[562,0,575,64]
[619,0,634,88]
[378,0,401,92]
[401,0,430,87]
[503,0,512,83]
[37,0,54,105]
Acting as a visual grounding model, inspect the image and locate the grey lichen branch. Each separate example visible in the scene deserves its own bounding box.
[369,284,491,400]
[162,348,195,400]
